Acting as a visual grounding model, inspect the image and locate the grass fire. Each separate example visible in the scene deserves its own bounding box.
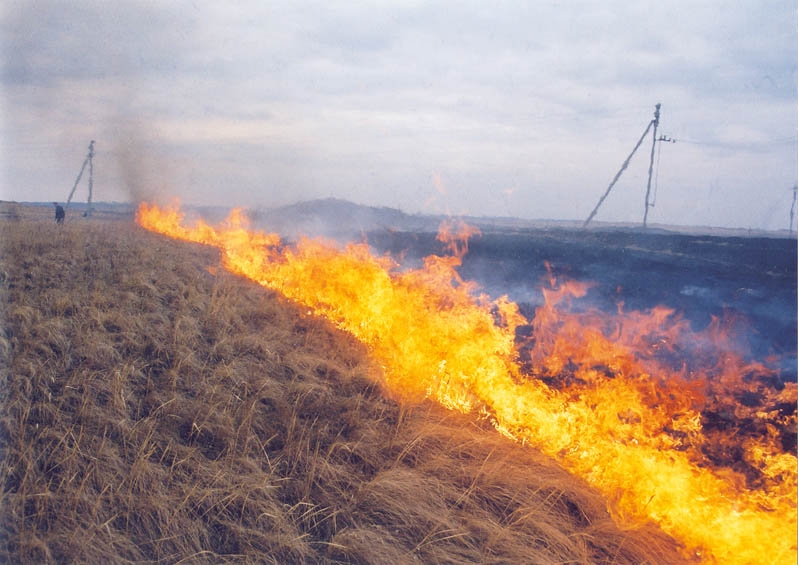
[2,202,795,563]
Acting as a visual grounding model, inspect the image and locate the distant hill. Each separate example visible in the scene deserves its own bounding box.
[250,197,441,241]
[249,198,589,241]
[250,198,796,241]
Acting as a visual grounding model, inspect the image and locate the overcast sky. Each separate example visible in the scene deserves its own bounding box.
[1,1,795,229]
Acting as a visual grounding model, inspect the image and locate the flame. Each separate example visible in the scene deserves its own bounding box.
[137,202,797,564]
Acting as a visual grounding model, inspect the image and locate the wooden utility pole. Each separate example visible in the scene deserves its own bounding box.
[643,104,661,228]
[66,140,95,216]
[584,104,661,228]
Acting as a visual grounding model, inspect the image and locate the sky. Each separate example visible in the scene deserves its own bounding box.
[1,1,796,230]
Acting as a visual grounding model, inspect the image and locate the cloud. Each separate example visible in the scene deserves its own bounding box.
[1,1,795,229]
[2,1,197,85]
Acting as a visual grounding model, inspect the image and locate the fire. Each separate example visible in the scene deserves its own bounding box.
[137,202,797,564]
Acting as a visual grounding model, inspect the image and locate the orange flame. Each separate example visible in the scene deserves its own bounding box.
[137,202,797,564]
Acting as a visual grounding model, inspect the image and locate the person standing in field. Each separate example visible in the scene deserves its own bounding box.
[54,202,65,224]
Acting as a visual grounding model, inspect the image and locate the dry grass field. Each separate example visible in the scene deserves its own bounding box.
[0,204,687,563]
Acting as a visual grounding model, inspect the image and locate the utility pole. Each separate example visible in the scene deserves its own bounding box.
[642,104,661,228]
[86,140,94,216]
[584,104,658,228]
[790,184,797,233]
[66,140,95,216]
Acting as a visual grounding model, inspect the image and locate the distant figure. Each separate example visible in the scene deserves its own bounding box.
[54,202,65,224]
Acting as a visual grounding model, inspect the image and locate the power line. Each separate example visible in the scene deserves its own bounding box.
[676,136,794,150]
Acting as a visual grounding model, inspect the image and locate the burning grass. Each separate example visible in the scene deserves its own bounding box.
[1,209,686,563]
[135,202,797,564]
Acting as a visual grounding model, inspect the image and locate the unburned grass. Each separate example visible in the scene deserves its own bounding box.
[0,208,689,563]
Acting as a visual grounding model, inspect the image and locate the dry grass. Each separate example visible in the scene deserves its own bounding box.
[0,205,688,563]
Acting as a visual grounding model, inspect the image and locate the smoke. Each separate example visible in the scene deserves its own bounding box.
[247,200,796,374]
[2,1,193,205]
[252,198,441,245]
[110,118,175,206]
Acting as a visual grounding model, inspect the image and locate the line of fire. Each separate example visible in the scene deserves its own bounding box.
[135,198,797,564]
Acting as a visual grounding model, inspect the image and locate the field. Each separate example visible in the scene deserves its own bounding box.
[1,205,689,563]
[369,225,797,366]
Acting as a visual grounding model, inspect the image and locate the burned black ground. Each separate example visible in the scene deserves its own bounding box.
[369,226,797,366]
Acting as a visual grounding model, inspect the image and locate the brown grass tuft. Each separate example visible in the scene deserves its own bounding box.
[0,207,690,563]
